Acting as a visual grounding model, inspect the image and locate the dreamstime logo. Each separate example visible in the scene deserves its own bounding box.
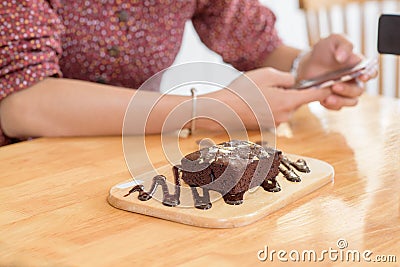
[257,238,397,263]
[122,62,277,207]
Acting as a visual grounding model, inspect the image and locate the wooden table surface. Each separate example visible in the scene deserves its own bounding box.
[0,95,399,267]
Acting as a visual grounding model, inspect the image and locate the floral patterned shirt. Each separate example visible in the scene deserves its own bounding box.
[0,0,281,146]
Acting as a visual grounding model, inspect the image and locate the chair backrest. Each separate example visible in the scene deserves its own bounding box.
[299,0,400,97]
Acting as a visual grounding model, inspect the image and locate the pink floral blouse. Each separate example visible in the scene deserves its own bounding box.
[0,0,281,146]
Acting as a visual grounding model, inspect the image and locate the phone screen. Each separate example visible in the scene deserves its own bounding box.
[294,58,377,90]
[378,14,400,55]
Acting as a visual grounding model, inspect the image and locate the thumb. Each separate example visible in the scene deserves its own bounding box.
[335,45,351,63]
[330,35,356,64]
[291,87,331,108]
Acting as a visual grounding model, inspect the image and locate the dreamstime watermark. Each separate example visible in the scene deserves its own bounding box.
[257,238,397,263]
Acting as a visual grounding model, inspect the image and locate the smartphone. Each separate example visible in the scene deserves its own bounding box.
[294,58,377,90]
[378,14,400,55]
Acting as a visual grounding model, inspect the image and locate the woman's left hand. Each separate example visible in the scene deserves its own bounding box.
[296,34,378,110]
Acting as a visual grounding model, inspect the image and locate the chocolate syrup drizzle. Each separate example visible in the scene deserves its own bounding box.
[124,166,181,207]
[124,142,310,210]
[190,186,212,210]
[279,156,311,182]
[261,178,281,192]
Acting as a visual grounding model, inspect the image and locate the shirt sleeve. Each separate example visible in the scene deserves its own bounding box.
[0,1,64,145]
[192,0,282,71]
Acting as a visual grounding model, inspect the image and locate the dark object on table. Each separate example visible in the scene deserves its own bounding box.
[378,14,400,55]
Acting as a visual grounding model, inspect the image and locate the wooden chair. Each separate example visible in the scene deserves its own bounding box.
[299,0,400,97]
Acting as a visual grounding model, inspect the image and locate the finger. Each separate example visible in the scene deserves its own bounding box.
[358,67,379,82]
[331,81,365,98]
[328,34,362,66]
[321,95,359,110]
[329,34,355,63]
[290,87,331,107]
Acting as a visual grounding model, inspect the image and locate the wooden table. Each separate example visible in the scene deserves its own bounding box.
[0,95,399,267]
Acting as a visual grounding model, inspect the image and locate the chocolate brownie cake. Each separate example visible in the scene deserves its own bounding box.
[124,140,310,210]
[179,140,282,205]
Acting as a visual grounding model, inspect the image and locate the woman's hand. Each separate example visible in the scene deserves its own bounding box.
[202,67,331,130]
[296,34,378,110]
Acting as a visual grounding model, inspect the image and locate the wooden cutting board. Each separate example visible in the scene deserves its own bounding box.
[108,155,334,228]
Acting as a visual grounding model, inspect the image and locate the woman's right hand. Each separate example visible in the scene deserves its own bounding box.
[201,67,331,130]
